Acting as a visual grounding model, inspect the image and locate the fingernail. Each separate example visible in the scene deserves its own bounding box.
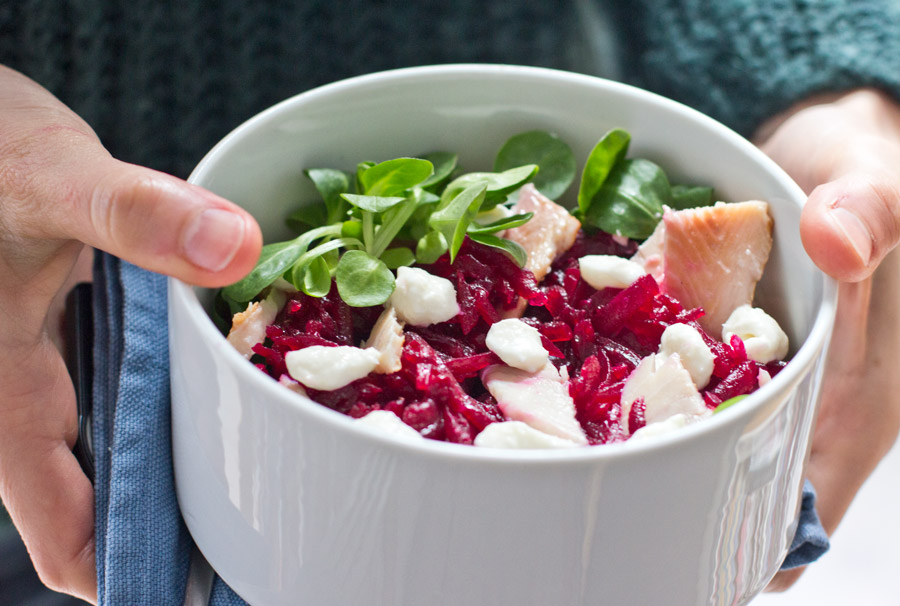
[181,209,246,272]
[828,206,873,266]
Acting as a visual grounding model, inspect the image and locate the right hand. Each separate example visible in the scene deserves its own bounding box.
[755,89,900,591]
[0,65,261,602]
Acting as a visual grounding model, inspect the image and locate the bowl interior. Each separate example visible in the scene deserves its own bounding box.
[186,64,827,429]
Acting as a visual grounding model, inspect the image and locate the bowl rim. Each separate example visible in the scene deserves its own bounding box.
[171,63,838,465]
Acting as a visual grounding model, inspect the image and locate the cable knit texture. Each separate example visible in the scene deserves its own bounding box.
[0,2,897,604]
[2,1,899,176]
[612,0,900,135]
[0,1,579,177]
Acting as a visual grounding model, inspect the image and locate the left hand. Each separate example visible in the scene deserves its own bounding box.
[755,88,900,591]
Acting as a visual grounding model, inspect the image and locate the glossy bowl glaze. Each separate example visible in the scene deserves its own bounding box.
[169,65,837,606]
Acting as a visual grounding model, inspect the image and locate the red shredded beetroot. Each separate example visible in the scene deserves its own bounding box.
[249,233,779,444]
[261,331,503,444]
[628,398,647,435]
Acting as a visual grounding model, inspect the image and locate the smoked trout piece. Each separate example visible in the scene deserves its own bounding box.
[634,201,773,339]
[504,183,581,282]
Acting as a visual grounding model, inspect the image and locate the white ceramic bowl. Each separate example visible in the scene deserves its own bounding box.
[169,65,837,606]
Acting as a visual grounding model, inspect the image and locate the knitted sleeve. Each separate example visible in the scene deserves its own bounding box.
[606,0,900,136]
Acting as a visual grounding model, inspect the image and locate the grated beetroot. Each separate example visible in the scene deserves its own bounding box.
[628,398,647,435]
[249,232,779,444]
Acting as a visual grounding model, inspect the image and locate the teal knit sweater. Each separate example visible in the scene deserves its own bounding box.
[1,0,899,178]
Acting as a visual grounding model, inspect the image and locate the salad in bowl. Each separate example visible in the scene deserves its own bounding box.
[217,128,788,449]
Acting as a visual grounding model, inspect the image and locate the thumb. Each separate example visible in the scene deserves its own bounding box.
[800,171,900,282]
[0,64,261,287]
[755,89,900,284]
[35,153,263,288]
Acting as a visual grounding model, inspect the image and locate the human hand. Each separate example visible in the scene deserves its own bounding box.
[755,89,900,591]
[0,66,262,602]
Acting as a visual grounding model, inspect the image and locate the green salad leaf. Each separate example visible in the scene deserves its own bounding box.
[429,183,488,262]
[494,130,575,200]
[360,157,434,196]
[305,168,350,224]
[441,164,538,209]
[577,128,630,217]
[467,232,528,267]
[292,255,332,297]
[335,250,396,307]
[380,247,416,269]
[466,212,534,235]
[419,152,458,188]
[415,231,448,264]
[341,193,407,213]
[670,184,715,210]
[584,158,670,240]
[223,224,342,302]
[286,203,327,233]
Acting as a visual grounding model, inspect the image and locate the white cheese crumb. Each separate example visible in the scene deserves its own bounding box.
[285,345,381,391]
[721,304,789,363]
[485,318,549,373]
[758,367,772,387]
[620,353,707,435]
[388,266,460,326]
[474,421,580,449]
[658,323,714,389]
[579,255,647,290]
[353,410,424,440]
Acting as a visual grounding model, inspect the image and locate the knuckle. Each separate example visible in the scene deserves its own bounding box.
[0,130,44,206]
[0,112,102,239]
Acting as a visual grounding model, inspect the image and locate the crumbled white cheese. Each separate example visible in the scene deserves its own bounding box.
[658,323,714,388]
[722,304,789,363]
[758,367,772,387]
[485,318,549,373]
[388,266,460,326]
[474,421,580,449]
[365,307,405,373]
[579,255,647,290]
[285,345,381,391]
[620,352,707,435]
[482,363,588,444]
[353,410,424,440]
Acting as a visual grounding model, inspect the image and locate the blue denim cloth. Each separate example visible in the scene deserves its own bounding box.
[93,255,245,605]
[782,480,830,570]
[92,257,827,604]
